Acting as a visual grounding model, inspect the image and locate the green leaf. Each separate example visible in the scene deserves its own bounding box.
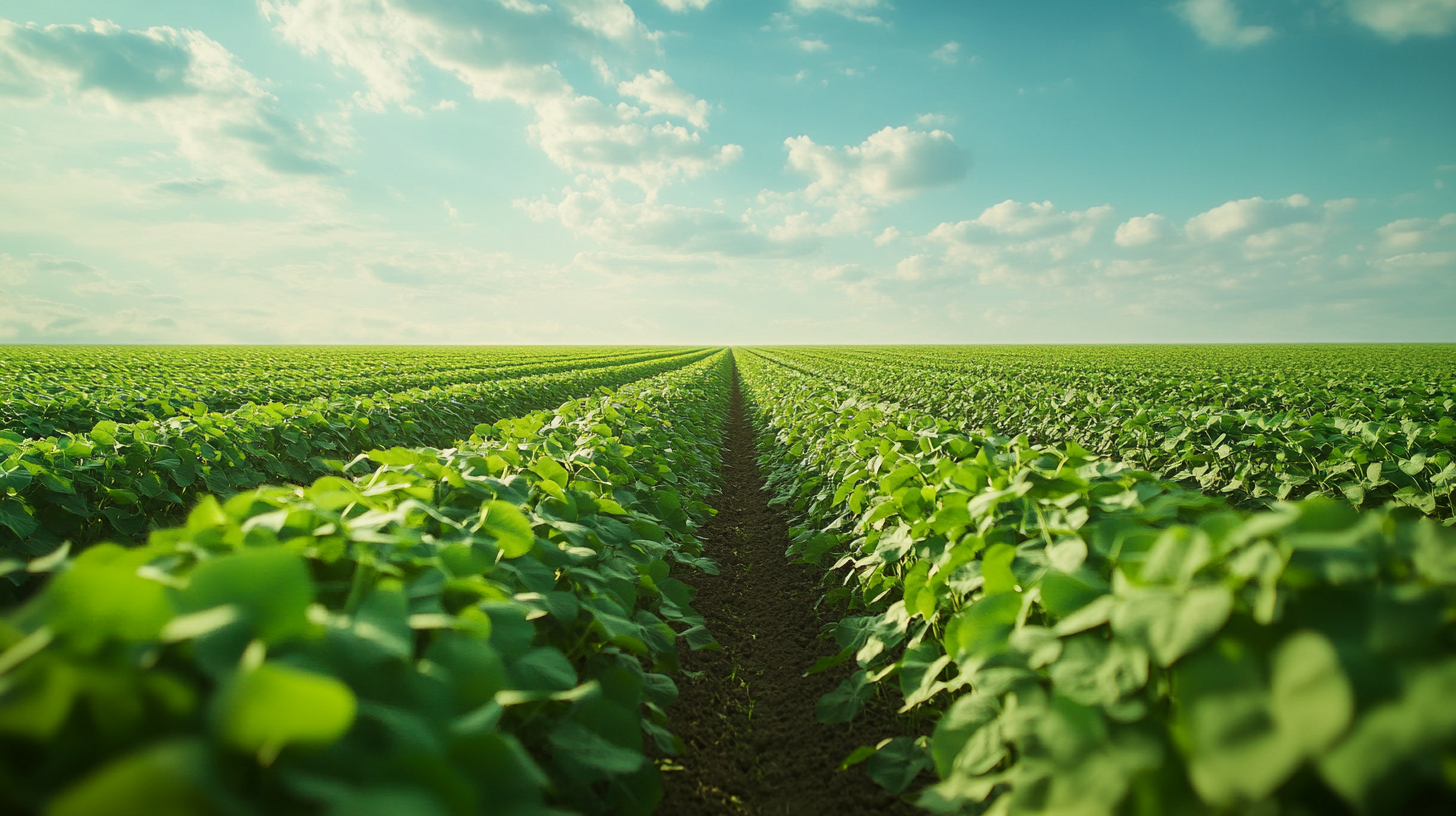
[547,719,644,775]
[816,670,872,724]
[1318,658,1456,812]
[510,647,577,691]
[930,693,1002,778]
[0,499,38,538]
[46,544,173,644]
[1111,584,1232,667]
[179,547,313,644]
[866,736,933,794]
[89,421,119,447]
[529,458,571,488]
[211,663,356,758]
[1270,630,1352,755]
[367,447,436,467]
[1173,644,1302,807]
[479,500,535,558]
[980,544,1018,595]
[943,593,1021,663]
[47,739,213,816]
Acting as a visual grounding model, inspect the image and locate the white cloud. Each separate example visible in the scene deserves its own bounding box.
[796,38,830,52]
[931,41,960,64]
[874,226,900,245]
[768,128,967,239]
[517,183,814,256]
[780,126,967,234]
[618,69,710,128]
[1184,194,1310,242]
[1369,250,1456,283]
[789,0,888,24]
[895,253,938,281]
[0,19,342,195]
[261,0,737,194]
[1115,213,1168,247]
[1376,213,1456,250]
[925,200,1115,282]
[1176,0,1274,47]
[916,112,952,126]
[1346,0,1456,40]
[657,0,713,11]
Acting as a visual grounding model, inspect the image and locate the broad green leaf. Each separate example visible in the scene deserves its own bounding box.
[816,670,872,724]
[211,663,356,757]
[943,593,1021,663]
[479,501,535,558]
[47,739,212,816]
[179,547,313,644]
[1111,584,1232,667]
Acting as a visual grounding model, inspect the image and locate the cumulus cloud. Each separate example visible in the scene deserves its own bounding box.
[517,183,815,256]
[0,19,341,191]
[777,126,967,235]
[1377,213,1456,250]
[657,0,713,11]
[923,200,1115,282]
[1184,194,1311,242]
[261,0,737,194]
[931,41,961,64]
[847,192,1436,320]
[1176,0,1274,47]
[789,0,888,24]
[618,69,710,128]
[1179,193,1347,261]
[796,38,830,52]
[1346,0,1456,39]
[1115,213,1168,247]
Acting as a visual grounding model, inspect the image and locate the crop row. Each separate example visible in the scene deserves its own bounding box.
[737,349,1456,815]
[0,347,692,438]
[0,349,717,572]
[753,347,1456,523]
[782,345,1456,423]
[0,350,732,816]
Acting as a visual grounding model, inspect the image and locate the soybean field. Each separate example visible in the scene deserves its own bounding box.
[1,345,1453,816]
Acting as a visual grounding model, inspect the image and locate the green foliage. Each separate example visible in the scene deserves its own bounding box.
[0,351,731,816]
[0,348,716,573]
[0,346,691,437]
[753,345,1456,524]
[738,349,1456,816]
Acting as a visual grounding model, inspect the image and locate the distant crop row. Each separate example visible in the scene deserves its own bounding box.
[0,349,714,572]
[0,346,690,438]
[754,346,1456,524]
[0,351,731,815]
[737,348,1456,815]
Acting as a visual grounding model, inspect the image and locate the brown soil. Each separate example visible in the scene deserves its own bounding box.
[658,366,922,816]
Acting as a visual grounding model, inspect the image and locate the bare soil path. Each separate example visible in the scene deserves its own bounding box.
[658,365,919,816]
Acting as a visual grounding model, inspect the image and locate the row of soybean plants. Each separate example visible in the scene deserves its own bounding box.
[0,350,732,816]
[0,346,688,438]
[0,349,717,571]
[753,346,1456,524]
[784,344,1455,421]
[737,349,1456,816]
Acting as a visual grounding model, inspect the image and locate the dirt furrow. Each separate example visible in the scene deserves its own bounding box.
[658,364,919,816]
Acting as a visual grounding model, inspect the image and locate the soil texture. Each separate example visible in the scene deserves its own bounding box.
[658,366,921,816]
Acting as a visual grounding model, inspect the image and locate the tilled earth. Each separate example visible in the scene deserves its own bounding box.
[658,370,921,816]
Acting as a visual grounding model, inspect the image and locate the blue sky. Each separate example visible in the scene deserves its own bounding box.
[0,0,1452,343]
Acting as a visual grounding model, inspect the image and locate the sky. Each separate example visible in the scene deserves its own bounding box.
[0,0,1452,344]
